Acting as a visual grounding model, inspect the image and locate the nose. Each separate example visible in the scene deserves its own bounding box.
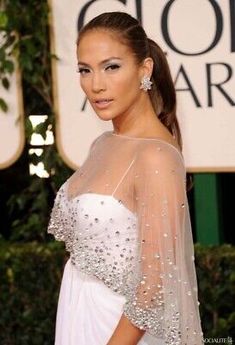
[91,72,106,92]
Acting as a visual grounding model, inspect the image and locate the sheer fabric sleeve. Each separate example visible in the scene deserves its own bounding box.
[123,142,203,345]
[47,134,102,242]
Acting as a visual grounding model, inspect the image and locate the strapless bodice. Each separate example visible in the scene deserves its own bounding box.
[48,181,140,294]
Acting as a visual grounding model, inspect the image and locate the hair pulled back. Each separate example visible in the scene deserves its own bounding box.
[77,12,182,150]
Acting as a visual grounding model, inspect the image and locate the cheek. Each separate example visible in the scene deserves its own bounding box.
[79,78,90,94]
[112,71,140,93]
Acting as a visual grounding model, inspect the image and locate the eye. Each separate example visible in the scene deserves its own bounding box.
[77,67,90,75]
[105,64,120,71]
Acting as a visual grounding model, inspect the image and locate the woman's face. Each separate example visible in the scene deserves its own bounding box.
[77,29,146,121]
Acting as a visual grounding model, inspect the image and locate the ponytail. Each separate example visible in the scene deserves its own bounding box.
[147,38,182,151]
[147,39,193,190]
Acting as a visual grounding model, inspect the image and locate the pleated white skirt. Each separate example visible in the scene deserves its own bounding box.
[54,258,165,345]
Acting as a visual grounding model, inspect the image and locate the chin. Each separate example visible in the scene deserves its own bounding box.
[95,111,116,121]
[97,116,112,122]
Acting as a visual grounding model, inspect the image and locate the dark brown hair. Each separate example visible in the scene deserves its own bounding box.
[77,11,183,150]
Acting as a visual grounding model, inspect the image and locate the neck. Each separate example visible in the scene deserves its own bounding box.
[112,94,161,137]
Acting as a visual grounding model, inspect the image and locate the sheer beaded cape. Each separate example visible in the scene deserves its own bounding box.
[48,131,203,344]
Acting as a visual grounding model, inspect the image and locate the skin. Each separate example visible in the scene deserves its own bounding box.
[77,29,179,149]
[76,29,176,345]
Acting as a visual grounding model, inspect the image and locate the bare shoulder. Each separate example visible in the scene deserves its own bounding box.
[139,126,181,152]
[136,136,184,173]
[150,127,181,151]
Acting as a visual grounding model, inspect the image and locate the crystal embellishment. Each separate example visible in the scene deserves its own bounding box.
[140,75,152,91]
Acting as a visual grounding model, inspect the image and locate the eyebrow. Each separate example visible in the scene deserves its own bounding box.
[77,57,122,66]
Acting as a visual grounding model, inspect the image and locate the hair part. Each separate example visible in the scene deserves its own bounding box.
[77,13,193,187]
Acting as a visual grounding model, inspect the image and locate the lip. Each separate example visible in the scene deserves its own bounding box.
[93,98,113,110]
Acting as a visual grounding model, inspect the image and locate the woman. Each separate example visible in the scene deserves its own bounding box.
[48,12,204,345]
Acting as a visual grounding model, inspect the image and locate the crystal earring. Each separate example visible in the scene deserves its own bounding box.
[140,75,152,91]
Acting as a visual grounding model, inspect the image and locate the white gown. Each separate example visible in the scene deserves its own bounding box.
[48,131,204,345]
[54,250,163,345]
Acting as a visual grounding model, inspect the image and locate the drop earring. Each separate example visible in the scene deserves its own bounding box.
[140,75,152,91]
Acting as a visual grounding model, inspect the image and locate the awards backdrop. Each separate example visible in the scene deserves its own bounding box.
[49,0,235,171]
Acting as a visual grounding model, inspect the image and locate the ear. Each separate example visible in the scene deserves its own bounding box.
[140,57,154,78]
